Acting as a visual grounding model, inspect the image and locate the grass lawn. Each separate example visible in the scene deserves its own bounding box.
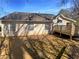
[0,35,79,59]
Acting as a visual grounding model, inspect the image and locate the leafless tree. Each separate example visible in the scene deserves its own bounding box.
[60,0,79,14]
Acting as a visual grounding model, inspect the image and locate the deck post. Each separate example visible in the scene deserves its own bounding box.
[60,25,62,37]
[51,22,54,34]
[70,23,72,40]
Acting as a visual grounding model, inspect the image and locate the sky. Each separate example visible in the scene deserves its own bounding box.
[0,0,72,17]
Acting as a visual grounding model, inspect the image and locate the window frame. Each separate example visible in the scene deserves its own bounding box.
[28,24,34,30]
[45,24,50,30]
[10,24,16,32]
[57,19,62,23]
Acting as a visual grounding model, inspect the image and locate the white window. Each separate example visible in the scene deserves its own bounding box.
[28,24,34,30]
[45,24,50,30]
[57,20,62,23]
[10,24,16,31]
[4,24,8,31]
[4,24,9,34]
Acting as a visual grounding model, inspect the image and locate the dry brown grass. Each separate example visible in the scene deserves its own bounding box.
[0,35,79,59]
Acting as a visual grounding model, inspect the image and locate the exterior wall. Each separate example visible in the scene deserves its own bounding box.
[58,17,69,25]
[2,23,17,36]
[3,24,11,36]
[16,24,27,36]
[53,16,69,26]
[0,23,50,37]
[0,23,4,37]
[0,20,4,37]
[16,24,49,36]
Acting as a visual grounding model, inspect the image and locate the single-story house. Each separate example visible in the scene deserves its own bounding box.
[53,9,79,36]
[0,12,54,37]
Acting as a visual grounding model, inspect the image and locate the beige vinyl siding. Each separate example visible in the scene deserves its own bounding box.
[16,24,49,36]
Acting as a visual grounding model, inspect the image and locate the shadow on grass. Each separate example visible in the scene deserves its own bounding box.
[1,35,79,59]
[8,36,43,59]
[68,45,79,59]
[53,32,70,39]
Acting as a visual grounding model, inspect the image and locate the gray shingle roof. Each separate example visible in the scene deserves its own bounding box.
[0,12,54,21]
[57,9,79,26]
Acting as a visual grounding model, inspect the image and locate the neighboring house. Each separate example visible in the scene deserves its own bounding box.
[53,9,79,36]
[0,12,54,37]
